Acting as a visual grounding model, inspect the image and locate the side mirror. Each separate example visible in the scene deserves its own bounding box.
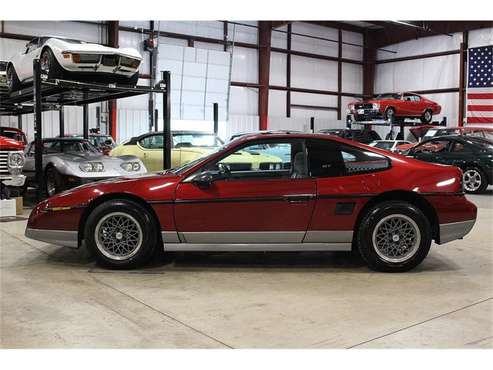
[191,171,222,188]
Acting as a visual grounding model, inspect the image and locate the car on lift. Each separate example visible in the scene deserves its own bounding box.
[369,140,412,152]
[348,92,441,123]
[0,127,28,148]
[111,131,284,172]
[318,128,381,144]
[25,132,476,272]
[0,135,26,198]
[406,135,493,194]
[23,137,147,196]
[5,36,142,93]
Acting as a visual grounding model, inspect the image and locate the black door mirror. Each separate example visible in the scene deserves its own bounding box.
[191,170,223,188]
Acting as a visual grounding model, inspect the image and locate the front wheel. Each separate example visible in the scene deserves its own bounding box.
[6,65,20,93]
[463,167,488,194]
[421,109,433,123]
[40,48,62,79]
[84,199,158,269]
[45,166,66,197]
[357,201,432,272]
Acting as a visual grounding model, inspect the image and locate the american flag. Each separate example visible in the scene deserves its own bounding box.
[466,45,493,125]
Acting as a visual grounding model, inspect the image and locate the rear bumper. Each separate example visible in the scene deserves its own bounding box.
[438,219,476,244]
[25,227,78,248]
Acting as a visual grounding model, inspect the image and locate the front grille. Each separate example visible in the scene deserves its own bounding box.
[355,103,374,110]
[0,151,9,174]
[102,54,119,67]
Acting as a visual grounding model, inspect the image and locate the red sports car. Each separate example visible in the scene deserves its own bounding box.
[348,92,441,123]
[25,132,476,272]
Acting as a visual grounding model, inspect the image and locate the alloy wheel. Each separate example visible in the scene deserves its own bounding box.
[463,169,482,192]
[40,52,50,73]
[424,110,432,122]
[95,212,143,261]
[372,214,421,263]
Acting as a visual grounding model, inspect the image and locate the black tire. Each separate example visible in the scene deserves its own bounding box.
[356,201,432,272]
[6,64,20,93]
[384,107,395,121]
[420,109,433,123]
[84,199,158,269]
[462,166,488,194]
[45,166,66,197]
[40,48,62,79]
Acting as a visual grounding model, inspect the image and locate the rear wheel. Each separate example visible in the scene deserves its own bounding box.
[421,109,433,123]
[40,48,62,79]
[6,65,20,93]
[357,201,432,272]
[463,167,488,194]
[84,199,158,269]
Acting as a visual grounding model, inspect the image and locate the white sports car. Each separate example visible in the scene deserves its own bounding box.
[6,36,142,92]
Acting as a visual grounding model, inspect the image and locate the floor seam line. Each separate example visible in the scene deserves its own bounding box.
[90,275,234,349]
[346,296,493,349]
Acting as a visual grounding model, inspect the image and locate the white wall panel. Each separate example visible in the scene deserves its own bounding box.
[194,41,224,51]
[229,86,258,116]
[269,52,287,86]
[4,21,105,44]
[469,27,493,48]
[341,30,363,61]
[291,23,338,57]
[268,117,311,132]
[291,56,338,91]
[228,22,258,44]
[231,46,258,83]
[159,36,188,47]
[268,90,286,117]
[225,115,259,140]
[271,26,287,49]
[291,92,337,107]
[119,30,149,75]
[376,33,462,60]
[342,63,363,94]
[375,54,459,93]
[0,38,26,60]
[159,21,223,40]
[119,21,150,29]
[421,92,459,125]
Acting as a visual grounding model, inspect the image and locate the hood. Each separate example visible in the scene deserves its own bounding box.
[0,136,24,150]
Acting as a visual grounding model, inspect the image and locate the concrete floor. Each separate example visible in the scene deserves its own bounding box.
[1,191,492,348]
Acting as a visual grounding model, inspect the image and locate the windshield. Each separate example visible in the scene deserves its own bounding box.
[173,133,223,148]
[42,140,99,154]
[90,135,115,147]
[375,93,401,100]
[373,142,394,150]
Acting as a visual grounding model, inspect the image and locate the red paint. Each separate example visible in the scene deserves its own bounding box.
[468,93,493,99]
[26,133,477,240]
[0,136,25,150]
[467,105,493,112]
[0,127,27,148]
[467,117,493,124]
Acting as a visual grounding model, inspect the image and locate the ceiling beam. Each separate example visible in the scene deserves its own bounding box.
[307,21,366,34]
[271,21,291,29]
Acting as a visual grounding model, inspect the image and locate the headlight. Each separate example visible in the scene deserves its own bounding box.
[372,103,380,110]
[8,151,25,169]
[120,161,141,172]
[79,162,105,172]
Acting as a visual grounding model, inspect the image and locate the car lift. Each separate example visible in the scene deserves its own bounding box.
[0,59,171,201]
[346,114,447,140]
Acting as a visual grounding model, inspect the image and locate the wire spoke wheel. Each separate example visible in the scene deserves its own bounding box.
[463,169,482,192]
[95,212,143,261]
[372,214,421,263]
[40,52,50,73]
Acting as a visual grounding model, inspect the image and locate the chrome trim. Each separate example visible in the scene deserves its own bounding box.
[24,228,78,248]
[304,230,353,243]
[161,231,180,243]
[438,219,476,244]
[179,231,305,244]
[164,243,352,252]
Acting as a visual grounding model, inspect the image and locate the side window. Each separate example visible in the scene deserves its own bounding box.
[403,94,413,101]
[340,145,390,174]
[413,95,421,102]
[207,140,303,180]
[307,140,390,177]
[139,134,163,149]
[452,141,472,153]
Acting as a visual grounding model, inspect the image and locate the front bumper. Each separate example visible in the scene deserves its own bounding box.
[351,109,383,121]
[25,228,78,248]
[438,219,476,244]
[1,174,26,187]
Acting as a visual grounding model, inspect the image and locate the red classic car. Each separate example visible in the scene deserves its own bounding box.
[348,92,441,123]
[25,132,476,272]
[0,127,27,148]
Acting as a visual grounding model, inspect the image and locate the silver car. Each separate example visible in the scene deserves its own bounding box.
[24,137,147,196]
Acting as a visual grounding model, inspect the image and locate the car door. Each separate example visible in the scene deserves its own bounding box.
[16,38,41,82]
[137,133,180,171]
[173,138,317,244]
[401,93,419,116]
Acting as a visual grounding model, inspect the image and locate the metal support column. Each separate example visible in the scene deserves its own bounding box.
[213,103,219,135]
[83,103,89,139]
[59,107,64,137]
[162,71,171,170]
[33,59,43,201]
[96,106,101,131]
[17,114,22,131]
[310,117,315,133]
[154,109,159,132]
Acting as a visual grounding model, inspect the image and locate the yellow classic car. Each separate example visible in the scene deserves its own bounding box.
[110,131,284,172]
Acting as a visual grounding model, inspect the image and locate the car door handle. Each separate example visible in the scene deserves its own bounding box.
[283,194,314,203]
